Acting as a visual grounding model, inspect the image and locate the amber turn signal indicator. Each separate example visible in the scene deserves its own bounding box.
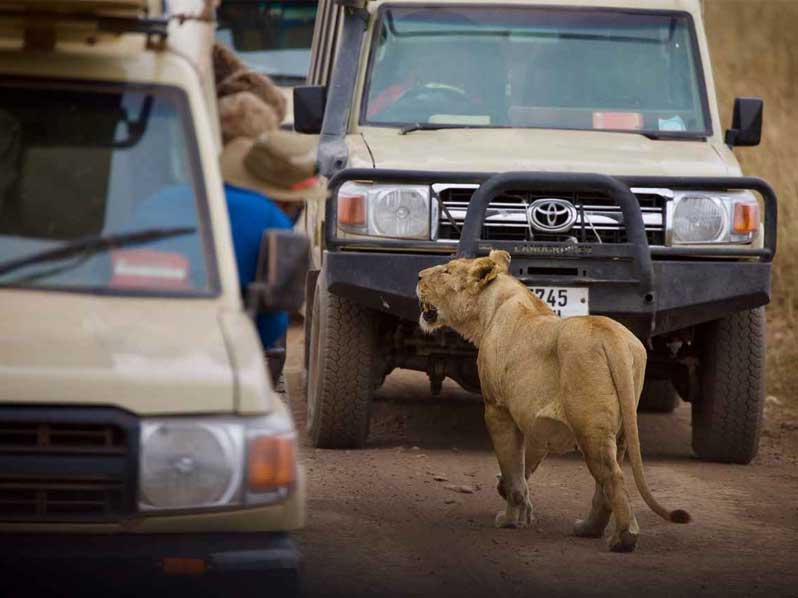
[338,194,366,226]
[248,436,296,492]
[733,203,759,234]
[162,557,206,576]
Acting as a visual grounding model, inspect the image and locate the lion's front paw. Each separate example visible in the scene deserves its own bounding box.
[495,511,521,529]
[573,518,605,538]
[494,501,533,529]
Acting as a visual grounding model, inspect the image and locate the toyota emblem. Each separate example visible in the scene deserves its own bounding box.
[527,198,578,233]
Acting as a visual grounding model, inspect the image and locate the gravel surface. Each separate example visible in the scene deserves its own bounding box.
[286,326,798,598]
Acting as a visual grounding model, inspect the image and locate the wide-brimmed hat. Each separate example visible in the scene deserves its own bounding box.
[220,132,326,203]
[218,91,280,143]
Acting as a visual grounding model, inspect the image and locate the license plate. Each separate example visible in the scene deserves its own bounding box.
[530,287,589,318]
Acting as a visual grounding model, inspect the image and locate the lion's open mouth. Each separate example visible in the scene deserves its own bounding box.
[421,302,438,324]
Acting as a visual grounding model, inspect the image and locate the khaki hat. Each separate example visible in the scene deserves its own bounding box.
[220,132,327,203]
[218,91,280,143]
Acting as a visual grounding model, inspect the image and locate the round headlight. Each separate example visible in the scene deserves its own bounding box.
[371,187,430,238]
[672,195,725,243]
[140,424,238,509]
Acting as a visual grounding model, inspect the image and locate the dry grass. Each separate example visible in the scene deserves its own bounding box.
[705,1,798,406]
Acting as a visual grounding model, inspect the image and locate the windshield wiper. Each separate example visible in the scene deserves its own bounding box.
[0,227,196,278]
[399,123,470,135]
[637,131,705,141]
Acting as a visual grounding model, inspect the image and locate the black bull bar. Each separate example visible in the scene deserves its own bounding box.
[324,169,777,338]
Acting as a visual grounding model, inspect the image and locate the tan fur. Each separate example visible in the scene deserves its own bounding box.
[212,42,247,87]
[218,91,280,142]
[217,70,287,123]
[417,251,690,552]
[212,41,287,122]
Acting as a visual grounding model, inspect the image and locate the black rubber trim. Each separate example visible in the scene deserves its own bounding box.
[0,532,300,573]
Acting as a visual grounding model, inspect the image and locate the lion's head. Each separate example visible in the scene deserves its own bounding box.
[417,250,511,335]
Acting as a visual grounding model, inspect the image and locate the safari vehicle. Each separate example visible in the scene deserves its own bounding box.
[0,0,305,593]
[215,0,318,125]
[294,0,777,465]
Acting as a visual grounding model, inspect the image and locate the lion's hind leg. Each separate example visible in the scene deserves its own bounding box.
[579,434,639,552]
[574,435,635,539]
[485,403,533,529]
[574,480,611,539]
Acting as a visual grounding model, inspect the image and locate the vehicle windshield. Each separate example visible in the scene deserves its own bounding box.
[0,81,216,295]
[215,0,317,85]
[363,7,710,137]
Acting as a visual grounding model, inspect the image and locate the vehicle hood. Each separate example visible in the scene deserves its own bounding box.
[357,127,733,176]
[0,290,237,415]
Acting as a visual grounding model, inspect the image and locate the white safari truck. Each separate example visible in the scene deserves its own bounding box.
[0,0,305,594]
[294,0,777,465]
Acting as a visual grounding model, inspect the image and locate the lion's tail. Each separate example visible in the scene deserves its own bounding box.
[603,337,691,525]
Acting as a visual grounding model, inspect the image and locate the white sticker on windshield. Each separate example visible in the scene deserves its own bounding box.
[658,115,687,132]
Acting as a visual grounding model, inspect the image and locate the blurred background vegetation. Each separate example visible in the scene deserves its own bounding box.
[705,0,797,411]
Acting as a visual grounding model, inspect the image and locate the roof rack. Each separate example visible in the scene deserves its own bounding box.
[0,0,214,48]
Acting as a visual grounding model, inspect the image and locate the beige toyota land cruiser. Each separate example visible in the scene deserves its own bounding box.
[0,0,304,594]
[294,0,778,466]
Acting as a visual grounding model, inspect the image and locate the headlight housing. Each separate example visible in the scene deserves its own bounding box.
[337,182,434,240]
[669,191,760,245]
[139,414,296,511]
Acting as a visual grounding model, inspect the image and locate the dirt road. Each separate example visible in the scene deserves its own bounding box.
[285,327,798,598]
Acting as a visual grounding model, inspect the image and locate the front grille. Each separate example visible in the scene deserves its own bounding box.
[0,422,126,454]
[0,408,138,522]
[436,187,666,245]
[0,477,125,519]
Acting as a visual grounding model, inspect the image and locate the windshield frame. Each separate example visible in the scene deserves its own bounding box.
[0,77,222,299]
[358,4,714,140]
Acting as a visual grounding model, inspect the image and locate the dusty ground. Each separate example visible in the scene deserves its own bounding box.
[285,327,798,598]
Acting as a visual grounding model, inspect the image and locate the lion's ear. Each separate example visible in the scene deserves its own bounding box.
[469,257,498,286]
[488,250,511,273]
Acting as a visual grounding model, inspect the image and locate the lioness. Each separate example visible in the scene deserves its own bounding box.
[417,250,690,552]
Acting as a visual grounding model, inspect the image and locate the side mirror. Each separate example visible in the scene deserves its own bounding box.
[293,85,327,134]
[725,97,763,147]
[246,229,310,317]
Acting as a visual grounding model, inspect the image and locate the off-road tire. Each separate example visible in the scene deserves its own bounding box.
[638,379,679,413]
[307,276,377,449]
[691,307,766,464]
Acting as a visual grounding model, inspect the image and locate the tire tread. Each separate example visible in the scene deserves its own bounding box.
[692,308,765,464]
[308,283,376,449]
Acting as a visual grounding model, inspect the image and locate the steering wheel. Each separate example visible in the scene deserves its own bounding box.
[380,83,477,122]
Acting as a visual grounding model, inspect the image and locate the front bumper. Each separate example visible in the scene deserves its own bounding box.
[325,251,771,337]
[0,532,300,592]
[323,170,777,339]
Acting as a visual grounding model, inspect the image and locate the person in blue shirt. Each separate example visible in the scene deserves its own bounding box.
[219,130,325,349]
[224,183,292,347]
